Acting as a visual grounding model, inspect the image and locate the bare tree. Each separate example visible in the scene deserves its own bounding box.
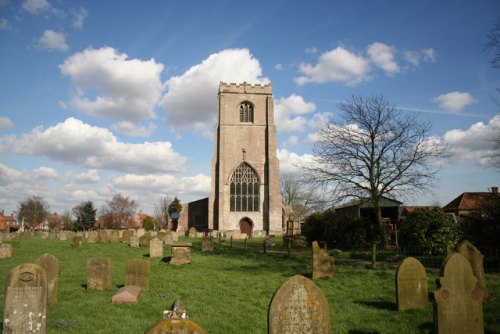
[16,195,50,229]
[103,194,138,229]
[485,18,500,70]
[280,173,326,222]
[304,95,445,248]
[154,195,172,230]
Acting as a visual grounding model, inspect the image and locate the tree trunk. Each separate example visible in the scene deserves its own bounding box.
[373,200,388,249]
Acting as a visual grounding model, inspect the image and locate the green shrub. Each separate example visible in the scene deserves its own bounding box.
[142,216,155,231]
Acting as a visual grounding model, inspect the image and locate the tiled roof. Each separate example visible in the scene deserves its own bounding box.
[443,192,499,212]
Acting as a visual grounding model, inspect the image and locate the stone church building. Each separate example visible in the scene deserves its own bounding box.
[178,82,285,237]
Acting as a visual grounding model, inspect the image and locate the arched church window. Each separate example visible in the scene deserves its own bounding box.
[239,102,254,123]
[230,163,259,212]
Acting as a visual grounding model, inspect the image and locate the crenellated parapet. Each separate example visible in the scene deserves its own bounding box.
[219,81,272,94]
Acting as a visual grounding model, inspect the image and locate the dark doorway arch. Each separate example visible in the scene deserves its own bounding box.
[239,217,253,237]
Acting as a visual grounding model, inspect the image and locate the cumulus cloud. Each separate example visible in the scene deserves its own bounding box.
[295,47,371,86]
[110,173,211,195]
[0,117,14,130]
[34,166,58,178]
[0,117,186,174]
[112,121,156,137]
[72,8,88,30]
[423,48,437,62]
[433,91,477,112]
[403,48,437,66]
[277,149,315,174]
[38,30,69,52]
[161,48,269,131]
[60,47,164,122]
[367,42,399,75]
[442,114,500,166]
[75,169,100,183]
[23,0,50,14]
[274,94,316,132]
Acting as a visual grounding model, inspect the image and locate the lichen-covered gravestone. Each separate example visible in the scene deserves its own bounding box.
[150,238,164,258]
[201,236,214,252]
[35,253,59,306]
[125,259,150,289]
[110,230,120,244]
[87,231,98,244]
[395,257,428,311]
[130,235,140,248]
[269,275,330,334]
[144,319,205,334]
[312,241,334,280]
[139,234,151,248]
[87,258,112,290]
[97,230,109,243]
[72,236,83,248]
[433,252,484,334]
[165,231,174,245]
[457,240,488,299]
[3,263,47,333]
[121,230,133,245]
[170,242,192,265]
[0,243,13,258]
[157,231,167,243]
[188,227,198,238]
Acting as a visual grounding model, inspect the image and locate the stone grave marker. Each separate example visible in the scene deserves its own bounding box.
[59,231,67,241]
[125,259,150,289]
[269,275,330,334]
[121,230,133,244]
[136,228,145,237]
[433,252,484,334]
[395,257,428,311]
[72,236,83,248]
[170,242,192,265]
[48,231,56,240]
[157,231,167,243]
[130,235,140,248]
[0,243,13,258]
[144,319,205,334]
[97,230,109,243]
[165,231,174,245]
[87,231,98,244]
[150,238,164,258]
[35,253,59,305]
[177,225,185,236]
[87,258,112,290]
[188,227,197,238]
[201,236,214,252]
[111,285,142,304]
[457,240,488,299]
[3,263,47,333]
[110,230,120,244]
[312,241,334,280]
[41,231,49,239]
[265,235,276,247]
[139,234,151,247]
[20,231,31,240]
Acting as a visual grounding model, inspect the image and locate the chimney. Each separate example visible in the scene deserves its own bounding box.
[492,187,498,194]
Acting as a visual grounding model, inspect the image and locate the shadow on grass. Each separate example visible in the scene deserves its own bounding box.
[418,321,433,333]
[348,330,381,334]
[354,300,396,311]
[160,256,172,263]
[80,283,87,289]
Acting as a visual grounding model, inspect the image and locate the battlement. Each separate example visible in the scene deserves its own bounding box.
[219,81,272,94]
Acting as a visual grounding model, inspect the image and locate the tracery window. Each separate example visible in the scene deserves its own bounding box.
[239,102,254,123]
[230,163,259,212]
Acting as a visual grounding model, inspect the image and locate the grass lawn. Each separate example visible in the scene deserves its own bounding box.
[0,236,499,333]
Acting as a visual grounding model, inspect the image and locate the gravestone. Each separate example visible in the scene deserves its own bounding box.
[111,285,142,304]
[265,235,276,247]
[3,263,47,333]
[457,240,488,299]
[87,258,112,290]
[20,231,31,240]
[201,236,214,252]
[150,238,164,258]
[41,231,49,239]
[433,252,484,334]
[139,234,151,247]
[110,230,120,244]
[130,235,140,248]
[144,319,205,334]
[35,253,59,305]
[97,230,109,243]
[170,242,192,265]
[58,231,67,241]
[269,275,330,334]
[0,243,13,258]
[395,257,428,310]
[72,236,83,248]
[177,225,185,236]
[136,228,145,237]
[87,231,98,244]
[157,231,167,243]
[165,231,174,245]
[188,227,197,238]
[122,230,134,244]
[312,241,334,280]
[125,259,150,289]
[172,231,179,242]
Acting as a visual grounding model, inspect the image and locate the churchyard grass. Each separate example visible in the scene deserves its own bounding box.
[0,236,499,333]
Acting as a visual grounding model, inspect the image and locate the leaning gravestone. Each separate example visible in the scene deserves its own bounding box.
[457,240,488,299]
[3,263,47,333]
[87,231,98,244]
[35,253,59,306]
[312,241,334,280]
[87,258,112,290]
[201,236,214,252]
[0,243,13,258]
[72,236,83,248]
[395,257,428,311]
[130,235,140,248]
[188,227,198,238]
[269,275,330,334]
[139,234,151,248]
[150,238,164,258]
[111,285,142,304]
[125,259,150,289]
[433,252,484,334]
[110,230,120,244]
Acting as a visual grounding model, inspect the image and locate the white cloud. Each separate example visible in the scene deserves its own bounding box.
[275,94,316,132]
[367,42,399,75]
[0,117,14,130]
[0,18,9,30]
[295,47,371,86]
[284,135,299,146]
[403,50,420,66]
[75,169,100,183]
[433,91,477,112]
[72,8,88,31]
[60,47,164,122]
[110,173,211,195]
[38,30,69,52]
[34,166,58,178]
[160,48,268,131]
[112,121,156,137]
[23,0,50,14]
[423,48,437,62]
[277,149,315,174]
[275,63,284,71]
[0,117,186,174]
[442,114,500,166]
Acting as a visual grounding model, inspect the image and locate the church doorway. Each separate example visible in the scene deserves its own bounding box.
[239,217,253,237]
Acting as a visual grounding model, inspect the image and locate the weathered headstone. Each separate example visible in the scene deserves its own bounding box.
[111,285,141,304]
[136,228,145,237]
[144,319,205,334]
[312,241,334,280]
[35,253,59,305]
[165,231,174,245]
[433,252,484,334]
[58,231,67,241]
[130,235,140,248]
[457,240,488,299]
[139,234,151,248]
[395,257,428,311]
[150,238,164,258]
[72,236,83,248]
[201,236,214,252]
[176,225,185,236]
[265,235,276,247]
[170,242,192,265]
[110,230,120,244]
[87,258,112,290]
[3,263,47,333]
[48,231,56,240]
[97,230,109,243]
[125,259,150,289]
[87,231,98,244]
[0,243,13,258]
[188,227,197,238]
[269,275,330,334]
[121,230,133,244]
[157,231,167,243]
[40,231,49,239]
[19,231,31,240]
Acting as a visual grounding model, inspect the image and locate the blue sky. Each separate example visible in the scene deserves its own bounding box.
[1,0,499,215]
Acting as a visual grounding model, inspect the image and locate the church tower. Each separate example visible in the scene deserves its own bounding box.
[208,82,282,236]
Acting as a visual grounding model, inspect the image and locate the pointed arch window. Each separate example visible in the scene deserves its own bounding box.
[230,163,259,212]
[239,102,254,123]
